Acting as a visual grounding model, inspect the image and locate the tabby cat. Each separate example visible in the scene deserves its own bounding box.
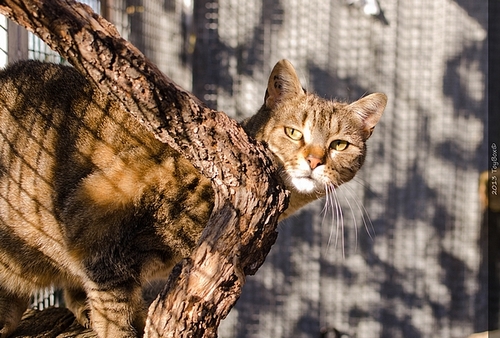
[0,59,386,337]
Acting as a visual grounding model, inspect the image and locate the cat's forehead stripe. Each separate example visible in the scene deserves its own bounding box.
[303,104,332,142]
[303,119,312,142]
[309,100,338,136]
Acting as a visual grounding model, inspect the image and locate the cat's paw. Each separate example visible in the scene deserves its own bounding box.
[63,287,92,328]
[0,321,18,338]
[72,306,92,329]
[0,291,29,338]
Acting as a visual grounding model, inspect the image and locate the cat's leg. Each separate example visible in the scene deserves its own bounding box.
[64,286,91,328]
[0,286,29,338]
[85,282,146,338]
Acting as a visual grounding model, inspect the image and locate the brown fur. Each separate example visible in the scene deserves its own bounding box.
[0,59,386,337]
[244,60,386,218]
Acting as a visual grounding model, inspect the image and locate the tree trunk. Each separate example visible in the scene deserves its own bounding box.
[9,308,96,338]
[0,0,288,337]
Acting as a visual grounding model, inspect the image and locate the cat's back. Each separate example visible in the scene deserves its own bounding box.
[0,61,90,205]
[0,60,167,189]
[0,60,100,145]
[0,60,89,103]
[0,61,172,258]
[0,60,160,153]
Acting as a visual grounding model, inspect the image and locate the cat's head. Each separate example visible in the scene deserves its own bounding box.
[243,60,386,207]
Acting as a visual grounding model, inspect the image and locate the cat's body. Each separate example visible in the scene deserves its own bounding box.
[0,59,386,337]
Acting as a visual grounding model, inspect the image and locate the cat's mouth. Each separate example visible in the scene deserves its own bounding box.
[285,164,327,194]
[289,175,322,194]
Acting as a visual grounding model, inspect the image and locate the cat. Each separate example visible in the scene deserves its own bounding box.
[0,58,386,337]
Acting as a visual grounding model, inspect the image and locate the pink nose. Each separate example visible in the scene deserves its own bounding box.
[307,156,323,169]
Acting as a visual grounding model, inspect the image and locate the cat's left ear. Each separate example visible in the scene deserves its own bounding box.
[265,59,305,109]
[348,93,387,139]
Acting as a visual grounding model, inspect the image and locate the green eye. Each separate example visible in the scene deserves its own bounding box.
[284,127,303,141]
[330,140,349,151]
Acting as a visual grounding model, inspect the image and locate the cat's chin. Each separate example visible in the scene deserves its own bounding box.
[289,177,321,194]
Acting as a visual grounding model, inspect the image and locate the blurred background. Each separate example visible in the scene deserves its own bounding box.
[1,0,492,337]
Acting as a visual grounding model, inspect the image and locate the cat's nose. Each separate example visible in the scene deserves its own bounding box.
[306,155,323,170]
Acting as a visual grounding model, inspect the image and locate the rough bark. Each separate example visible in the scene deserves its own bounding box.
[10,308,95,338]
[0,0,288,337]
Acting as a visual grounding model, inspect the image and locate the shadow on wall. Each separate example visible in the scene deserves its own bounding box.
[190,0,488,336]
[192,0,284,114]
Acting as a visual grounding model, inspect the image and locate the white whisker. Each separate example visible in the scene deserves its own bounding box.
[321,183,331,216]
[349,179,379,235]
[320,179,377,259]
[323,186,331,234]
[334,185,345,258]
[321,184,332,253]
[339,183,376,240]
[343,193,358,251]
[321,184,345,257]
[324,185,336,250]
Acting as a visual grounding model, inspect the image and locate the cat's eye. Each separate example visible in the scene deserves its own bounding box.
[284,127,303,141]
[330,140,349,151]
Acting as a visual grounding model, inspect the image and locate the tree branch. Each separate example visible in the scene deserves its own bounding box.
[0,0,288,336]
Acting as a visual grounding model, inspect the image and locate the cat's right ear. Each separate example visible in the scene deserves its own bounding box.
[265,59,305,109]
[348,93,387,139]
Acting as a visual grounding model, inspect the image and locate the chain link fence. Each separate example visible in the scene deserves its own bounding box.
[190,1,488,337]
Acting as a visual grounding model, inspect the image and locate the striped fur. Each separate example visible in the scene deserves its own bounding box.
[0,59,385,337]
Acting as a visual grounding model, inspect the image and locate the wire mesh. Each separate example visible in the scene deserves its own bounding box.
[0,0,489,336]
[0,15,7,68]
[194,0,488,337]
[27,0,101,63]
[105,0,193,90]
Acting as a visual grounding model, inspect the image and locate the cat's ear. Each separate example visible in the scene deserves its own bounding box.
[348,93,387,138]
[265,59,305,109]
